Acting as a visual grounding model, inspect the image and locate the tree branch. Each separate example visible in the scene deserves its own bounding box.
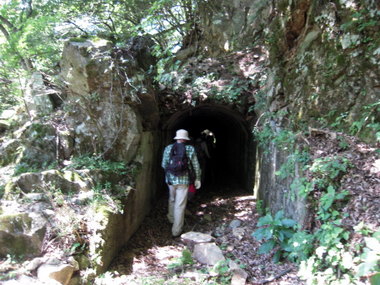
[0,22,10,40]
[0,19,33,71]
[25,0,34,18]
[0,15,18,33]
[65,20,89,36]
[123,15,140,26]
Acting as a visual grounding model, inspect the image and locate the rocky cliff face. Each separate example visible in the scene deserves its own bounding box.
[265,0,379,142]
[60,38,159,162]
[194,0,379,142]
[0,37,160,283]
[165,0,379,222]
[255,0,379,219]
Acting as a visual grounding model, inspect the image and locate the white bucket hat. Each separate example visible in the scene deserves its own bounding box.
[174,129,190,140]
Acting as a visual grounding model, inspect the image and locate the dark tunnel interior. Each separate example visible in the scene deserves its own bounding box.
[161,104,254,194]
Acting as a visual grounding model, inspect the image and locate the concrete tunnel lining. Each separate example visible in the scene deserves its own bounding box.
[162,104,254,192]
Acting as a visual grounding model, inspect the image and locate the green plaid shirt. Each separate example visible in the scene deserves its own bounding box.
[162,143,201,185]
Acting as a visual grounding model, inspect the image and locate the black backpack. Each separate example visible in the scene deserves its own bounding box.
[166,142,190,176]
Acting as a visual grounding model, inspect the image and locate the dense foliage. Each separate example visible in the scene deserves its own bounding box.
[0,0,200,111]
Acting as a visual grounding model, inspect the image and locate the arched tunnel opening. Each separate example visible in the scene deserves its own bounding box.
[160,104,255,194]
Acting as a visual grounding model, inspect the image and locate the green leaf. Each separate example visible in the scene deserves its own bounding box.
[343,231,350,240]
[321,186,335,210]
[252,227,272,241]
[257,214,273,227]
[252,228,266,240]
[282,218,297,228]
[272,250,282,263]
[275,210,284,221]
[278,230,285,242]
[273,219,283,227]
[70,242,82,254]
[282,229,295,239]
[370,272,380,285]
[258,240,276,254]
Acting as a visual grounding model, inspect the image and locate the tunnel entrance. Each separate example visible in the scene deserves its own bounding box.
[162,104,254,193]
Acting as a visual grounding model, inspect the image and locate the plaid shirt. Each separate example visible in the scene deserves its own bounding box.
[162,143,201,185]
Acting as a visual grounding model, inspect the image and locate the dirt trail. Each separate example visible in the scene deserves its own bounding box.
[108,187,302,284]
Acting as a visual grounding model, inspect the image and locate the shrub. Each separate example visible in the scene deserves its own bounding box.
[252,210,297,262]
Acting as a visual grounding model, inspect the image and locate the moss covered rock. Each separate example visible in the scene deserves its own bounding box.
[13,169,95,194]
[0,213,47,258]
[0,139,22,166]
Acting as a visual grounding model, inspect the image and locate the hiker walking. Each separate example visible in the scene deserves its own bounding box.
[201,129,216,187]
[194,135,210,185]
[162,129,201,237]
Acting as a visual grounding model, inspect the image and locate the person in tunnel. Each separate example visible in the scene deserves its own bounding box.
[201,129,217,187]
[194,133,211,186]
[162,129,201,237]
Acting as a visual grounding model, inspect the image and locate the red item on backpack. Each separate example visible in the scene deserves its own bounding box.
[188,184,196,193]
[188,184,196,201]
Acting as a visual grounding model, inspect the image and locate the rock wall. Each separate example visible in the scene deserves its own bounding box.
[61,40,139,161]
[0,37,160,282]
[264,0,379,142]
[196,0,379,142]
[254,138,307,225]
[257,0,379,221]
[58,39,160,273]
[197,0,274,55]
[93,131,159,273]
[195,0,379,223]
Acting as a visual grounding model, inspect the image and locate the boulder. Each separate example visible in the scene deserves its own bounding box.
[24,72,54,117]
[229,260,248,285]
[60,40,145,162]
[0,139,22,166]
[10,121,57,169]
[231,267,248,285]
[0,166,15,192]
[181,231,214,244]
[13,170,94,194]
[37,263,75,285]
[229,219,242,229]
[192,242,225,266]
[0,109,17,120]
[56,128,75,160]
[0,212,47,258]
[0,108,19,133]
[232,227,246,241]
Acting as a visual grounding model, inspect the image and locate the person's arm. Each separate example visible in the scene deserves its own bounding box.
[190,147,201,183]
[162,145,170,169]
[201,141,211,158]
